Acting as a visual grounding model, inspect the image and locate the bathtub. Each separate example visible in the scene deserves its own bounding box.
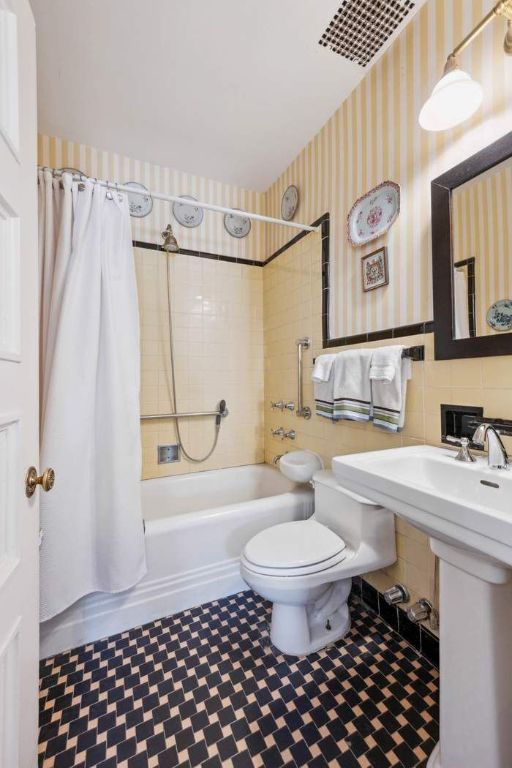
[40,463,313,657]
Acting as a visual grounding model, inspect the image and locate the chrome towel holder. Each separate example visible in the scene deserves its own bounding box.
[312,344,425,365]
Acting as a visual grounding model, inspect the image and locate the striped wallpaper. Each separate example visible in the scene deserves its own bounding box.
[37,134,266,261]
[453,158,512,336]
[39,0,512,342]
[265,0,512,340]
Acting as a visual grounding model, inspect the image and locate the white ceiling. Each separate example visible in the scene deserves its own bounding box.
[31,0,426,191]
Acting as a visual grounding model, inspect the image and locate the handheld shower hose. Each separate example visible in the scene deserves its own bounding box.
[164,250,223,463]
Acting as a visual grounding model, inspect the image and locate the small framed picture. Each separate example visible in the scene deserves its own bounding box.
[361,246,389,292]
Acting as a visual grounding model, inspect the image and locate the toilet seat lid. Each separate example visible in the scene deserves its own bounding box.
[243,520,346,570]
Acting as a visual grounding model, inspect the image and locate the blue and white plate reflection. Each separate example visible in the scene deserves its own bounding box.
[486,299,512,331]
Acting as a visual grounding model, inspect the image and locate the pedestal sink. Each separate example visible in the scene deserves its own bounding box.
[332,445,512,768]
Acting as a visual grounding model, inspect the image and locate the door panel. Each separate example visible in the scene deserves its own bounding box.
[0,4,20,157]
[0,193,21,362]
[0,619,20,768]
[0,1,39,766]
[0,415,20,584]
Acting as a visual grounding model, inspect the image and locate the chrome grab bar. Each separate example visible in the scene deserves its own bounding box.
[296,337,311,419]
[142,411,219,420]
[141,400,229,421]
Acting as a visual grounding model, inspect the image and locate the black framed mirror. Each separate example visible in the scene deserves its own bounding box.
[432,131,512,359]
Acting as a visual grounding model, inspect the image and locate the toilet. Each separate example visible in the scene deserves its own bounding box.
[241,468,396,656]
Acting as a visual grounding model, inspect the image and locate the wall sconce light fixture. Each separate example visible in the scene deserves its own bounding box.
[419,0,512,132]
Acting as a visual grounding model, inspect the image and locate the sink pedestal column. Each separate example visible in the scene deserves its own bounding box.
[428,539,512,768]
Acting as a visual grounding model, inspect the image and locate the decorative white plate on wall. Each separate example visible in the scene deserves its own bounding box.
[124,182,153,218]
[173,195,204,228]
[224,209,251,238]
[486,299,512,331]
[347,181,400,246]
[281,185,299,221]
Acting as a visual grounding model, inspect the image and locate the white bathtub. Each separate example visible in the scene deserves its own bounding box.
[40,463,313,657]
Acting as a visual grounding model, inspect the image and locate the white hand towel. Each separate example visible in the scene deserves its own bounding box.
[312,354,336,382]
[370,346,412,431]
[332,349,373,421]
[369,345,403,381]
[312,354,337,419]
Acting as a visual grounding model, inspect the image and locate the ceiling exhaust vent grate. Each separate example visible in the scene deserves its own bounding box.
[319,0,415,67]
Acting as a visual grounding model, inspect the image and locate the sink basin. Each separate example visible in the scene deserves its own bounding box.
[333,444,512,570]
[332,445,512,768]
[279,450,323,483]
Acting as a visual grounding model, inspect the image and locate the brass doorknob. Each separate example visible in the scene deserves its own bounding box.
[25,466,55,498]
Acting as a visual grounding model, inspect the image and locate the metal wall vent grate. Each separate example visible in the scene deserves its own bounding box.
[319,0,415,67]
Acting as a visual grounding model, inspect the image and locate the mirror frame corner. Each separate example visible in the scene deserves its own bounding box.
[432,130,512,360]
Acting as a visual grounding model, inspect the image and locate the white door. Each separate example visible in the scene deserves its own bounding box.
[0,1,40,766]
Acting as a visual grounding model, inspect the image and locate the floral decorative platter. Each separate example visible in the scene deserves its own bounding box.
[281,185,299,221]
[173,195,204,228]
[486,299,512,331]
[224,209,251,238]
[347,181,400,246]
[124,182,153,218]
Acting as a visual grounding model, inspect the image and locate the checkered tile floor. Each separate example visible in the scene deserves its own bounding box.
[39,591,439,768]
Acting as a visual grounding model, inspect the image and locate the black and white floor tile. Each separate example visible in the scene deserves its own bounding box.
[39,591,439,768]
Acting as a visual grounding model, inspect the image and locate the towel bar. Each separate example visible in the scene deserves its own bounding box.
[313,344,425,364]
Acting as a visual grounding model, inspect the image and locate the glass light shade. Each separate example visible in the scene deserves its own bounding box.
[419,67,483,131]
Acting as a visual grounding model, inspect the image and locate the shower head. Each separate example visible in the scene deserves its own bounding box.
[161,224,179,253]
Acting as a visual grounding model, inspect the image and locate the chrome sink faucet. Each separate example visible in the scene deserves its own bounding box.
[472,424,510,470]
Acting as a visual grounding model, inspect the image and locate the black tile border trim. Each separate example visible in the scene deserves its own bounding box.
[262,212,330,266]
[324,321,435,349]
[135,212,434,350]
[132,240,262,268]
[352,577,439,668]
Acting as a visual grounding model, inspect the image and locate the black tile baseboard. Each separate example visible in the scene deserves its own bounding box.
[352,577,439,668]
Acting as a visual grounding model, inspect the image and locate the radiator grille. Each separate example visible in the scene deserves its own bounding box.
[319,0,415,67]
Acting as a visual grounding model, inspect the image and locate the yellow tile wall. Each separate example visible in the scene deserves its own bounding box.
[136,248,264,478]
[263,231,512,618]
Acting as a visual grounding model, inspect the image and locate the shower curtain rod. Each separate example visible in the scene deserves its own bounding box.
[40,167,319,232]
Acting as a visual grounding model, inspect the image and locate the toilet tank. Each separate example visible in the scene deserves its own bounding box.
[312,469,394,551]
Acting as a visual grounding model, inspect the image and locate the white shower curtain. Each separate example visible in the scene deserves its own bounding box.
[38,169,146,622]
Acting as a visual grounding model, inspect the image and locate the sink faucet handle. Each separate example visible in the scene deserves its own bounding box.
[446,435,476,463]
